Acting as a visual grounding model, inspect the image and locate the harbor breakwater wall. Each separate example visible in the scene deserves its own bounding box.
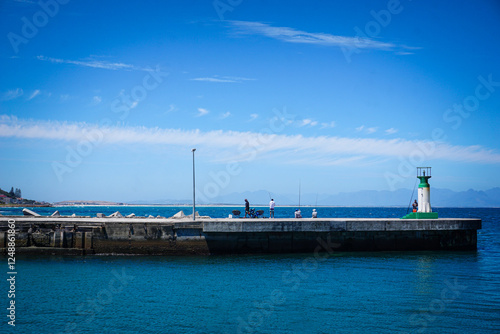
[0,217,481,255]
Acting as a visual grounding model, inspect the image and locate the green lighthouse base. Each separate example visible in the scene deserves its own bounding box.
[401,212,439,219]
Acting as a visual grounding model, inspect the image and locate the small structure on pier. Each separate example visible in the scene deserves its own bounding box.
[402,167,438,219]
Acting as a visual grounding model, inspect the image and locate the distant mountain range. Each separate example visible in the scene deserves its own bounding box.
[127,187,500,207]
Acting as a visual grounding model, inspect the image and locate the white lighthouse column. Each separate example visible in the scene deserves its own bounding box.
[418,186,431,213]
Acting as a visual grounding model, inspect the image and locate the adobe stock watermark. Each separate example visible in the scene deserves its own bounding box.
[195,106,296,203]
[385,73,500,190]
[111,65,168,120]
[404,278,467,334]
[342,0,407,63]
[51,65,168,183]
[62,267,135,334]
[8,0,70,54]
[236,234,340,334]
[213,0,243,20]
[6,219,17,327]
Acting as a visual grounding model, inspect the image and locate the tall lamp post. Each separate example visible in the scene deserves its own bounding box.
[191,148,196,221]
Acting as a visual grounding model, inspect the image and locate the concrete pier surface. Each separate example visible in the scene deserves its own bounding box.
[0,216,481,255]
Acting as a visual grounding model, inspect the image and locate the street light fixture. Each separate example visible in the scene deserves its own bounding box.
[191,148,196,221]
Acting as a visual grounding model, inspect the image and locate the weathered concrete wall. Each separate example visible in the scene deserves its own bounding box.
[0,217,208,255]
[204,230,478,254]
[202,218,481,253]
[0,217,481,255]
[202,218,482,233]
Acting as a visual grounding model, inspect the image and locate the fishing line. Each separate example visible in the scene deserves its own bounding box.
[406,178,418,214]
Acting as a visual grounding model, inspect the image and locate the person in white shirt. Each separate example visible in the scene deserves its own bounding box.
[312,209,317,218]
[269,198,275,218]
[294,209,302,218]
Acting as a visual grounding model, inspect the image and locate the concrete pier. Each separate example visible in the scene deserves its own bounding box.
[0,217,481,255]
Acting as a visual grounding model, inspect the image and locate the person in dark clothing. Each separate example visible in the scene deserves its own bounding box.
[412,200,418,212]
[244,199,250,217]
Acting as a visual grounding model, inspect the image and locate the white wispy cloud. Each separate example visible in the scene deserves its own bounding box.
[197,108,209,117]
[60,94,71,102]
[321,121,336,129]
[385,128,398,135]
[1,88,24,101]
[356,125,377,134]
[115,90,139,109]
[299,119,318,127]
[165,104,177,113]
[1,116,499,165]
[228,20,396,50]
[27,89,41,100]
[192,77,235,83]
[191,76,255,83]
[249,113,259,121]
[36,55,149,71]
[91,96,102,106]
[220,111,231,119]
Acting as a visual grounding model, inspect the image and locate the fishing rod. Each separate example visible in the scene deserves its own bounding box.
[298,180,301,210]
[406,178,418,214]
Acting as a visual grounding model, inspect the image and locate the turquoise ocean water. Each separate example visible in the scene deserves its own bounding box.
[2,207,499,333]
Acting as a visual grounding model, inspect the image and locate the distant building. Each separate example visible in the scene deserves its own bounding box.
[0,194,12,204]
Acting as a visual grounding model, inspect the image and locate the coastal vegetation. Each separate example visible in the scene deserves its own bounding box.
[0,186,51,207]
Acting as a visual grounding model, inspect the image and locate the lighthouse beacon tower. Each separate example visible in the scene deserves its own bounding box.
[402,167,438,219]
[417,167,432,213]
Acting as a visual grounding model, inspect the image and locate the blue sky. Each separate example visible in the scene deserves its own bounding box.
[1,0,499,203]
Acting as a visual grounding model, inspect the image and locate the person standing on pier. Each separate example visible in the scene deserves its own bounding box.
[244,199,250,218]
[269,198,275,218]
[412,200,418,212]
